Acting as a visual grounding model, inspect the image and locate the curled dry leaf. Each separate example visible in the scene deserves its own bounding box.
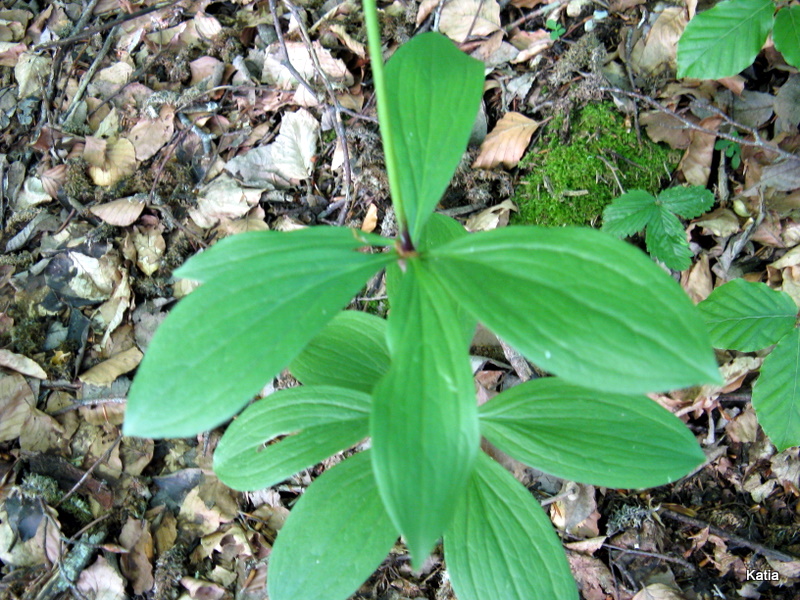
[361,203,378,233]
[90,197,146,227]
[194,12,222,39]
[632,583,687,600]
[84,136,137,187]
[629,7,686,77]
[189,174,264,228]
[40,164,66,199]
[473,112,540,169]
[465,200,518,232]
[678,116,721,187]
[132,225,166,277]
[439,0,501,43]
[76,556,127,600]
[128,105,175,161]
[262,41,353,89]
[79,346,144,386]
[0,348,47,378]
[0,374,35,442]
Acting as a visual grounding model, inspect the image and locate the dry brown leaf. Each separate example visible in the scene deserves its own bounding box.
[510,29,551,63]
[610,0,646,10]
[90,197,146,227]
[119,518,154,595]
[0,374,35,442]
[262,41,353,89]
[465,200,517,231]
[128,105,175,161]
[189,174,264,229]
[630,7,686,77]
[632,583,687,600]
[678,116,721,186]
[439,0,501,43]
[0,348,47,378]
[512,0,548,7]
[84,137,137,187]
[76,556,127,600]
[361,203,378,233]
[79,346,144,386]
[40,164,66,199]
[473,112,539,169]
[194,12,222,39]
[0,503,62,567]
[132,225,165,277]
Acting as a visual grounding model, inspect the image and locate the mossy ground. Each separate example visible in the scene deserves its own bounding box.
[512,102,679,227]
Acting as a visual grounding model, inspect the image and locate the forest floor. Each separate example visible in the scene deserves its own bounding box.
[1,0,800,599]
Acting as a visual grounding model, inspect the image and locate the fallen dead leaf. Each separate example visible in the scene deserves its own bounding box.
[439,0,501,43]
[0,348,47,378]
[473,112,540,169]
[361,203,378,233]
[465,200,517,231]
[76,556,127,600]
[0,374,35,441]
[90,196,146,227]
[79,346,144,386]
[632,583,687,600]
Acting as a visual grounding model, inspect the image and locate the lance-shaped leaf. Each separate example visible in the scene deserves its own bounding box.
[444,452,578,600]
[124,228,395,438]
[214,385,370,490]
[371,259,479,565]
[268,451,398,600]
[480,378,705,488]
[677,0,774,80]
[698,279,797,352]
[384,32,483,243]
[752,328,800,451]
[290,311,389,393]
[774,5,800,69]
[427,227,721,394]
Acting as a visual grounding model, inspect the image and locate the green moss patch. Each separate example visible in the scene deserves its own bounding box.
[512,102,679,227]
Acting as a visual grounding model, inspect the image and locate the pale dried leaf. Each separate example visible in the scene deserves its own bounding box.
[473,112,539,169]
[328,24,366,58]
[79,347,144,386]
[0,374,35,441]
[90,197,146,227]
[632,583,687,600]
[361,203,378,233]
[129,106,175,161]
[194,12,222,39]
[629,8,686,77]
[119,518,154,595]
[678,117,721,186]
[270,108,320,180]
[0,348,47,378]
[439,0,501,43]
[262,41,353,89]
[416,0,438,25]
[465,200,518,231]
[181,577,226,600]
[692,207,739,237]
[132,226,165,277]
[761,158,800,192]
[15,51,50,98]
[40,164,66,199]
[14,176,51,210]
[76,556,127,600]
[0,504,62,567]
[190,174,264,228]
[85,137,137,187]
[775,74,800,133]
[725,406,759,443]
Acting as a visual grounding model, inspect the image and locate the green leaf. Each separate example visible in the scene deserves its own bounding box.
[444,452,578,600]
[698,279,797,351]
[752,328,800,451]
[657,186,715,219]
[601,190,658,237]
[645,206,693,271]
[677,0,775,80]
[427,227,721,394]
[371,259,479,565]
[479,378,705,488]
[384,33,484,243]
[213,385,370,490]
[418,212,468,252]
[774,5,800,69]
[124,228,395,438]
[268,451,397,600]
[290,311,389,393]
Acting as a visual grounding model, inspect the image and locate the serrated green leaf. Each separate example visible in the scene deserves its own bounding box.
[268,451,397,600]
[657,186,715,219]
[213,385,370,490]
[645,206,693,271]
[601,190,658,237]
[774,6,800,69]
[479,378,705,488]
[427,227,721,394]
[752,328,800,451]
[124,228,395,438]
[371,259,479,565]
[384,33,484,243]
[677,0,775,80]
[444,452,578,600]
[290,311,389,393]
[698,279,797,352]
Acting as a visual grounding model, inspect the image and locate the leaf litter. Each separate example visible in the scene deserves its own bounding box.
[0,0,799,599]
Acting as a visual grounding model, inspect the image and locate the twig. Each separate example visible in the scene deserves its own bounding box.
[60,26,120,125]
[33,1,180,50]
[505,0,571,33]
[56,434,121,509]
[282,0,354,225]
[598,86,798,163]
[658,507,799,563]
[603,543,695,570]
[69,0,102,37]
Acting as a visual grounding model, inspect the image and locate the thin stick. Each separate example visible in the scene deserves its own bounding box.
[598,86,798,163]
[658,507,798,563]
[282,0,354,225]
[56,434,121,508]
[603,543,695,570]
[505,0,571,33]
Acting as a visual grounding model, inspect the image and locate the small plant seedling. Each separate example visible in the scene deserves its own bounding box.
[601,185,715,271]
[546,18,566,40]
[678,0,800,80]
[124,1,722,598]
[698,279,800,450]
[715,132,742,170]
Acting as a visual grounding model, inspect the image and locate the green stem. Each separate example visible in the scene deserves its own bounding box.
[362,0,407,238]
